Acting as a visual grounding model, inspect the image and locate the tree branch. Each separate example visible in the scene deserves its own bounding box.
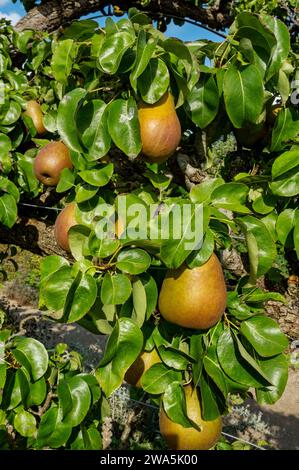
[15,0,232,33]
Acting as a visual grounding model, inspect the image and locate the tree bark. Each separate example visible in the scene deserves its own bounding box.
[15,0,231,33]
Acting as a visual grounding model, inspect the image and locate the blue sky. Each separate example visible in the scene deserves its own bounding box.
[0,0,221,42]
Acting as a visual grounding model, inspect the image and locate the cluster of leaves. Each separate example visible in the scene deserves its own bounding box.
[0,8,298,442]
[0,326,106,449]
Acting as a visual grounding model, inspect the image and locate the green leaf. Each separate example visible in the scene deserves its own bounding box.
[255,354,288,405]
[1,100,22,125]
[262,17,290,81]
[138,58,170,104]
[99,32,134,74]
[88,231,119,258]
[51,39,76,84]
[160,203,204,269]
[211,182,250,213]
[130,31,158,91]
[108,98,142,158]
[68,225,90,261]
[116,248,151,274]
[139,273,158,320]
[187,228,214,268]
[13,337,48,381]
[224,65,264,128]
[158,345,190,371]
[203,345,230,399]
[200,372,223,420]
[276,209,296,245]
[190,178,224,204]
[101,273,132,305]
[232,334,271,384]
[132,277,147,327]
[269,149,299,197]
[140,363,181,394]
[42,266,73,312]
[37,406,72,449]
[237,215,277,280]
[0,193,17,228]
[294,215,299,259]
[27,377,47,407]
[162,382,194,428]
[217,328,267,388]
[271,149,299,179]
[186,75,219,129]
[14,410,36,437]
[64,272,97,323]
[62,376,91,426]
[75,183,98,203]
[57,88,87,152]
[79,163,114,187]
[96,318,143,396]
[270,108,299,152]
[241,315,288,357]
[79,100,111,160]
[56,168,75,193]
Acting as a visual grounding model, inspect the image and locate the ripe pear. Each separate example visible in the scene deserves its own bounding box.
[24,100,46,135]
[138,92,181,163]
[159,384,222,450]
[125,348,161,388]
[34,141,73,186]
[158,253,227,329]
[54,203,77,252]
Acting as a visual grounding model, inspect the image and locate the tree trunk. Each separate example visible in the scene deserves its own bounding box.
[15,0,231,33]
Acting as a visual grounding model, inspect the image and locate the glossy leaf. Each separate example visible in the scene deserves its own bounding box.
[211,182,250,213]
[108,98,142,158]
[217,328,268,388]
[141,363,181,394]
[51,39,76,84]
[241,315,288,357]
[237,215,277,280]
[79,100,111,160]
[224,65,264,128]
[255,354,288,405]
[79,163,114,187]
[57,88,87,152]
[162,382,193,428]
[96,318,143,396]
[138,58,170,104]
[14,410,36,437]
[101,273,132,305]
[276,209,296,245]
[99,32,134,74]
[116,248,151,274]
[186,75,219,129]
[13,337,48,381]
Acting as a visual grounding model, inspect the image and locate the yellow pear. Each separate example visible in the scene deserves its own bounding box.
[34,141,73,186]
[125,348,161,388]
[54,203,77,252]
[24,100,46,135]
[159,384,222,450]
[158,253,227,329]
[138,92,181,163]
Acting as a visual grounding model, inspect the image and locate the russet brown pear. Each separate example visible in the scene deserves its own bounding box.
[138,92,181,163]
[34,141,73,186]
[125,348,161,388]
[158,253,227,329]
[159,385,222,450]
[24,100,46,135]
[54,203,77,252]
